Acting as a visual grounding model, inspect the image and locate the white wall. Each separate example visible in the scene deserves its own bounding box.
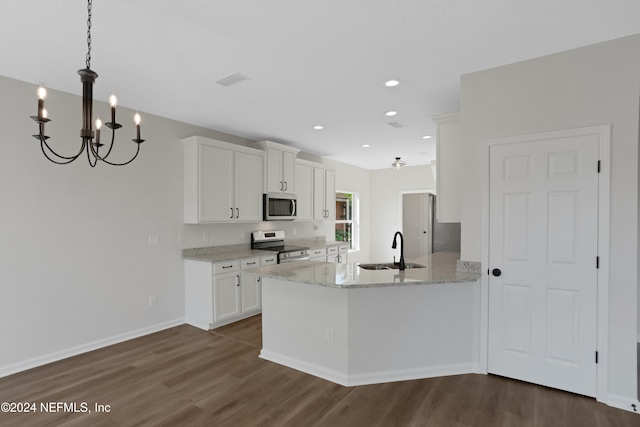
[0,74,325,376]
[369,165,435,262]
[460,34,640,405]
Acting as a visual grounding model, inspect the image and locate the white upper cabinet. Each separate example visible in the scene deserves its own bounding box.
[182,136,264,224]
[250,141,300,194]
[313,167,335,221]
[295,160,314,221]
[234,151,264,221]
[432,111,461,223]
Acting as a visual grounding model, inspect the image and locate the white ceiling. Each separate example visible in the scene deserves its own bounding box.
[3,1,640,170]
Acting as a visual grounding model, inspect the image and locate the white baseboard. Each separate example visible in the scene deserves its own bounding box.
[0,318,185,379]
[606,394,640,414]
[260,350,349,385]
[260,349,478,387]
[345,363,480,386]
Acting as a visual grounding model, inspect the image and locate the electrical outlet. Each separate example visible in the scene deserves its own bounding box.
[177,232,184,244]
[149,295,157,307]
[148,234,159,246]
[325,327,334,343]
[202,232,208,242]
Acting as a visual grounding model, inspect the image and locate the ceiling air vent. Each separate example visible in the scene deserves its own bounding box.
[386,121,405,128]
[216,72,252,87]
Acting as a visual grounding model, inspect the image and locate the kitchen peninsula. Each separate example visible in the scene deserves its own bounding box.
[247,252,481,386]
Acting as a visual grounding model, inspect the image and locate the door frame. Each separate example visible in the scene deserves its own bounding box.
[479,124,611,402]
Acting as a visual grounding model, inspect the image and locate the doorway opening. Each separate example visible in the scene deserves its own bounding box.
[402,192,460,259]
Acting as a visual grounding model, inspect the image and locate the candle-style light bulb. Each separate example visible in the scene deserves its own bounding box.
[37,86,47,100]
[37,86,47,121]
[95,117,102,145]
[134,112,141,141]
[108,94,117,125]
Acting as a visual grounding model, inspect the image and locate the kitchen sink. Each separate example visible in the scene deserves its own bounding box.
[358,263,425,270]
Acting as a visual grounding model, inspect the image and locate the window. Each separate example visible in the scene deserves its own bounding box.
[335,192,359,250]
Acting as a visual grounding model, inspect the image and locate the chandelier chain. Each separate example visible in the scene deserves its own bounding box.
[86,0,92,69]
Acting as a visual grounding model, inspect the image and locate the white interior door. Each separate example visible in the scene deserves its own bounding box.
[402,193,432,258]
[488,133,599,397]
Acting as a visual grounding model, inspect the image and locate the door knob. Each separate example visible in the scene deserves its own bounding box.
[492,268,502,277]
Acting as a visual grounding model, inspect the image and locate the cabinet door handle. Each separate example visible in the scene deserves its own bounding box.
[222,265,233,269]
[280,181,283,191]
[236,208,239,218]
[230,208,234,219]
[236,275,240,286]
[284,181,288,191]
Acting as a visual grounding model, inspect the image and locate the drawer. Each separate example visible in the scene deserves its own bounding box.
[261,255,277,266]
[338,244,349,253]
[309,248,326,257]
[213,260,240,274]
[327,246,338,254]
[241,257,261,269]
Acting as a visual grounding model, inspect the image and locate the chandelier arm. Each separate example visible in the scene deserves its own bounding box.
[91,125,118,160]
[37,127,86,161]
[100,143,141,166]
[40,138,82,165]
[87,129,116,162]
[86,141,99,167]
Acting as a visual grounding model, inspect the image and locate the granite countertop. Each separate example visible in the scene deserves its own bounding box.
[246,251,481,288]
[182,245,275,263]
[182,238,347,263]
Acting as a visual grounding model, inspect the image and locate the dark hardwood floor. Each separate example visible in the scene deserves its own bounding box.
[0,315,637,426]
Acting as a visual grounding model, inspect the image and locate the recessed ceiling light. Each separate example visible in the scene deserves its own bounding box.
[422,135,432,139]
[362,144,371,148]
[385,111,397,117]
[313,125,324,130]
[384,79,401,87]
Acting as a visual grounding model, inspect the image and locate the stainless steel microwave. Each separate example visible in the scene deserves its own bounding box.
[264,193,297,221]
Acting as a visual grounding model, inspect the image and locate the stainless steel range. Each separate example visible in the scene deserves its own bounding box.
[251,231,309,263]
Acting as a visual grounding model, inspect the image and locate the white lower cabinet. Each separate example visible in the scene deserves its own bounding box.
[309,247,327,262]
[326,244,349,264]
[185,255,274,330]
[241,258,261,313]
[338,244,349,265]
[213,268,241,323]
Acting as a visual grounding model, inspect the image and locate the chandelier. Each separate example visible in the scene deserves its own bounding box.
[30,0,145,166]
[391,157,406,170]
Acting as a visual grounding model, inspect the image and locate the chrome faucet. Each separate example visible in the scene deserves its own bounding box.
[392,231,406,271]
